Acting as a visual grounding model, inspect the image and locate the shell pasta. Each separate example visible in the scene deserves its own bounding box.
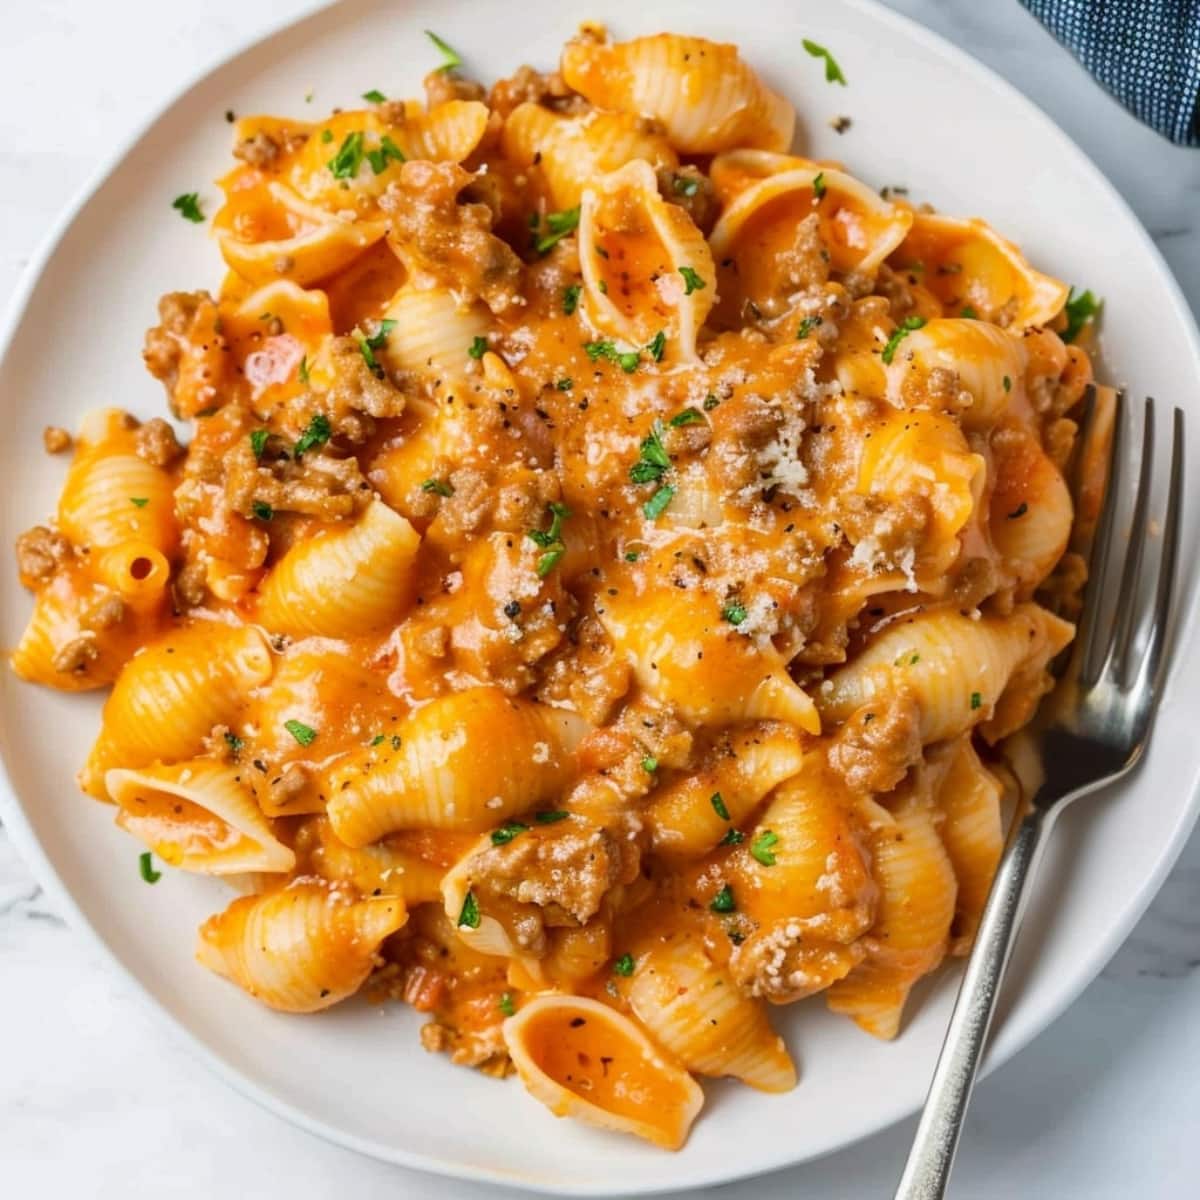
[11,25,1104,1151]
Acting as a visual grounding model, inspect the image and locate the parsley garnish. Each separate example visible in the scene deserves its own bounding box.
[630,420,670,484]
[298,355,310,384]
[285,719,317,747]
[970,691,982,710]
[584,339,639,373]
[1063,287,1102,343]
[709,884,736,913]
[710,792,730,821]
[535,206,580,254]
[672,174,700,197]
[250,429,270,459]
[527,501,571,576]
[624,549,640,562]
[426,29,463,72]
[365,134,406,174]
[750,830,779,866]
[881,315,926,365]
[321,129,333,144]
[678,266,706,295]
[1003,375,1012,393]
[421,478,454,497]
[812,171,826,200]
[646,330,667,362]
[643,484,675,520]
[802,39,847,85]
[641,756,658,774]
[613,953,635,976]
[468,335,488,360]
[703,393,721,410]
[562,283,581,316]
[498,992,516,1017]
[720,828,745,846]
[224,731,244,756]
[797,315,822,340]
[535,810,570,824]
[960,305,978,319]
[358,318,397,376]
[172,193,204,223]
[327,131,365,180]
[370,734,387,746]
[491,820,529,846]
[722,601,747,625]
[130,497,149,508]
[362,89,387,103]
[293,412,332,458]
[555,377,573,391]
[251,500,274,521]
[139,852,162,884]
[458,890,481,929]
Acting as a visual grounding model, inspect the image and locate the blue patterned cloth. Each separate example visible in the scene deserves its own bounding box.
[1021,0,1200,145]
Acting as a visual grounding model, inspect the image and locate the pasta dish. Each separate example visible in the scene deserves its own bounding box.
[10,27,1100,1150]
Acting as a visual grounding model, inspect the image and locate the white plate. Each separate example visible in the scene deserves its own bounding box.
[2,0,1198,1193]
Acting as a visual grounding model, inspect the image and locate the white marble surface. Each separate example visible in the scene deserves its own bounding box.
[2,1,1199,1196]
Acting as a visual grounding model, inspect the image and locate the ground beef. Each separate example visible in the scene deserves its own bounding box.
[173,560,208,609]
[422,69,487,108]
[827,693,923,794]
[51,634,99,676]
[142,291,232,418]
[380,162,524,315]
[134,417,183,467]
[432,467,492,538]
[233,131,280,167]
[15,526,71,587]
[325,335,407,421]
[874,263,919,319]
[656,165,719,234]
[706,394,785,495]
[42,426,71,454]
[420,1019,511,1076]
[268,764,308,810]
[488,65,587,117]
[81,593,125,632]
[226,440,369,520]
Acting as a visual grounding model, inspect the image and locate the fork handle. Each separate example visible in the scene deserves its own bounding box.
[894,805,1055,1200]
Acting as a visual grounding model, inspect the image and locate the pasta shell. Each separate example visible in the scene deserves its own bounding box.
[93,542,171,614]
[80,621,274,798]
[578,160,715,360]
[560,34,794,154]
[255,499,420,638]
[503,994,704,1149]
[323,687,588,846]
[501,103,679,211]
[646,722,805,858]
[626,936,796,1092]
[891,211,1069,330]
[377,285,492,382]
[108,759,294,874]
[196,881,407,1012]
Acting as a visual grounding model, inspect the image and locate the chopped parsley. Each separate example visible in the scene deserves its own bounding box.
[358,318,397,376]
[563,283,582,315]
[139,852,161,884]
[293,412,332,458]
[250,428,270,459]
[284,719,317,747]
[802,38,847,85]
[643,484,675,520]
[224,731,245,756]
[327,131,365,180]
[720,828,745,846]
[491,820,529,846]
[669,408,703,427]
[298,355,310,384]
[678,265,706,295]
[129,497,149,508]
[370,734,387,746]
[362,88,387,103]
[672,173,700,197]
[646,330,667,362]
[535,206,581,254]
[498,991,516,1017]
[584,339,640,373]
[426,29,463,73]
[709,884,736,913]
[703,393,721,410]
[1003,375,1012,393]
[321,129,334,144]
[468,335,488,360]
[613,953,635,977]
[641,756,658,774]
[812,171,827,200]
[555,377,573,391]
[251,500,274,521]
[960,305,978,319]
[880,314,926,365]
[458,890,481,929]
[365,134,406,174]
[535,809,570,824]
[527,501,571,577]
[421,478,454,497]
[710,792,730,821]
[797,315,822,340]
[750,830,779,866]
[630,420,671,484]
[172,192,204,223]
[722,601,748,626]
[1063,287,1102,343]
[624,549,640,562]
[970,691,983,710]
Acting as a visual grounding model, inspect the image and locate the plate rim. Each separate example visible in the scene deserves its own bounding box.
[2,0,1199,1193]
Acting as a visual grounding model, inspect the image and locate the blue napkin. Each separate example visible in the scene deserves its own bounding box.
[1021,0,1200,145]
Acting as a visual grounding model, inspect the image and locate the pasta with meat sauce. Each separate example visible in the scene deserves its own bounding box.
[10,26,1104,1150]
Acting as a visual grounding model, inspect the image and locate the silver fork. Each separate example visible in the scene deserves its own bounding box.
[894,390,1185,1200]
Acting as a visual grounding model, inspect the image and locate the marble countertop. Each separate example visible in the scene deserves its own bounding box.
[2,2,1199,1196]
